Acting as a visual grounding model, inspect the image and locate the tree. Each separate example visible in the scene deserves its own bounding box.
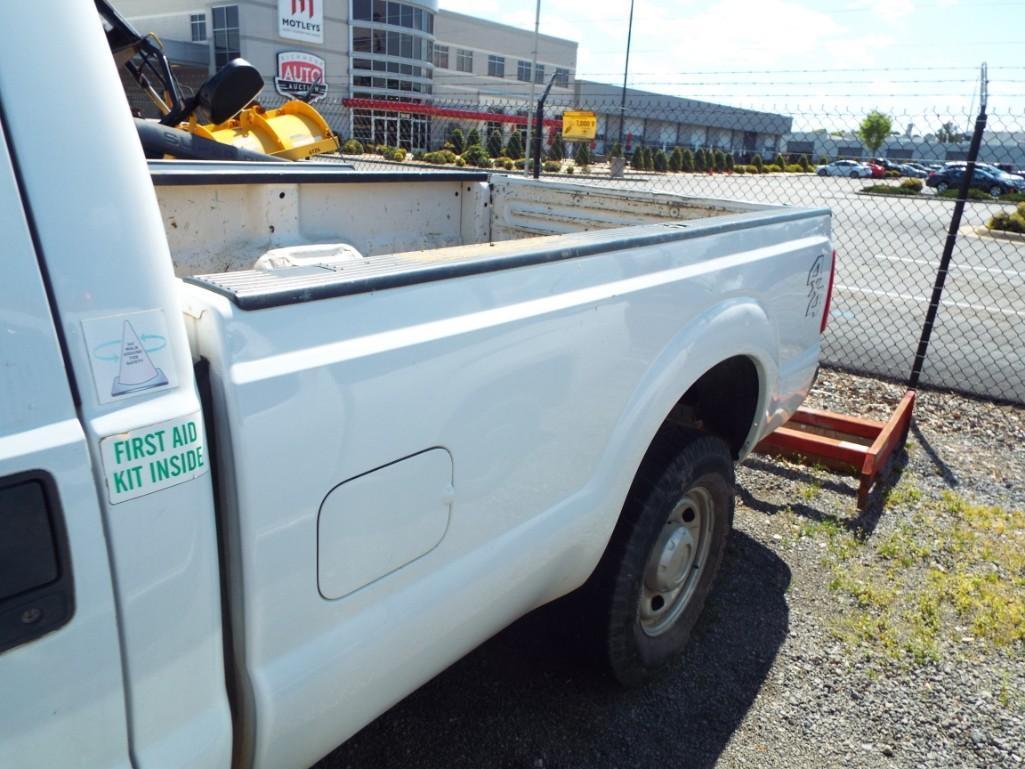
[487,129,503,158]
[752,154,764,172]
[448,127,465,154]
[695,148,707,172]
[669,147,683,172]
[574,141,591,168]
[798,154,810,172]
[858,110,893,155]
[681,149,694,172]
[714,150,726,172]
[936,121,961,144]
[631,149,644,170]
[505,131,524,160]
[642,147,654,171]
[548,132,565,160]
[466,127,481,148]
[609,142,623,159]
[653,149,668,172]
[726,154,735,171]
[774,152,786,169]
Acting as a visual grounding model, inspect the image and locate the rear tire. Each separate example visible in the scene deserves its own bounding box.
[850,171,859,178]
[989,185,1003,197]
[817,169,827,176]
[937,182,949,192]
[585,428,734,686]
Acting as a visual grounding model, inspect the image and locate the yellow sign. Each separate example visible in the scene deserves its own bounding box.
[562,111,597,140]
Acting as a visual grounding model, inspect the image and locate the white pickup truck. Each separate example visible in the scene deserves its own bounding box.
[0,6,833,769]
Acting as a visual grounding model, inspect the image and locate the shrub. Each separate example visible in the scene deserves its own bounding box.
[765,164,782,173]
[818,154,829,165]
[752,154,764,172]
[999,192,1025,203]
[799,154,811,172]
[609,142,623,159]
[422,151,451,165]
[574,142,591,168]
[987,211,1025,233]
[340,138,364,155]
[448,128,465,154]
[713,150,726,172]
[386,147,407,162]
[901,178,924,192]
[548,132,566,161]
[937,187,992,200]
[543,160,562,173]
[566,165,575,174]
[735,166,746,174]
[653,149,669,172]
[441,141,456,153]
[785,164,804,173]
[726,155,735,171]
[682,149,694,172]
[774,153,786,169]
[695,149,707,172]
[669,147,683,172]
[630,149,644,171]
[885,170,900,178]
[863,184,919,195]
[502,131,522,160]
[1019,201,1025,217]
[466,128,481,148]
[487,130,504,158]
[462,144,492,168]
[643,147,654,171]
[514,158,528,169]
[455,156,466,167]
[412,150,425,161]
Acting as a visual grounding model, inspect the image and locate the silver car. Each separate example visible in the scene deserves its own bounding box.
[816,160,873,178]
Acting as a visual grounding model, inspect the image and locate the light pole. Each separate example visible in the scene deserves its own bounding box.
[523,0,542,175]
[617,0,635,150]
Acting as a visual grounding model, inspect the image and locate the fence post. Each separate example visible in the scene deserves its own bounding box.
[908,65,988,388]
[532,73,558,179]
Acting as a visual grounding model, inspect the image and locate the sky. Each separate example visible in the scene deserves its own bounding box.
[439,0,1025,132]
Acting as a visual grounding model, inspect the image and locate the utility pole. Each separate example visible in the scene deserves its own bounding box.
[617,0,635,149]
[523,0,542,175]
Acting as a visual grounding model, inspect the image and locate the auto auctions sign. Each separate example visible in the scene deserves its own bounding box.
[279,0,323,44]
[275,51,327,102]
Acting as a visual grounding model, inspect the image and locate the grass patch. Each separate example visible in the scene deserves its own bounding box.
[936,187,998,201]
[826,490,1024,665]
[862,184,919,195]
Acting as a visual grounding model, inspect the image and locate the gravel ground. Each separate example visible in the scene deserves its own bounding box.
[317,368,1024,769]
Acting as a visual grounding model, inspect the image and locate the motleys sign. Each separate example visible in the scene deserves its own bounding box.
[279,0,323,43]
[275,51,327,102]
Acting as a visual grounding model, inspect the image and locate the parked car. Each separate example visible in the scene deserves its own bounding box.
[871,158,905,174]
[866,162,886,178]
[926,165,1025,196]
[817,160,873,178]
[898,164,929,178]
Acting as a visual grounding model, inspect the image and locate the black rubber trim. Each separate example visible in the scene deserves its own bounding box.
[184,208,829,311]
[149,161,490,186]
[0,470,75,655]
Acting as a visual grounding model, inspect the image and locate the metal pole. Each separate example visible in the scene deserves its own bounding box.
[617,0,635,149]
[533,73,559,178]
[908,63,988,388]
[523,0,542,175]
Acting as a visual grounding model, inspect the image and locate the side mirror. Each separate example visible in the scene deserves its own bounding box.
[195,58,264,124]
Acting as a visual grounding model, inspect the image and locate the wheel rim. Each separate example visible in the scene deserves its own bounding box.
[990,185,1002,197]
[937,182,948,192]
[638,483,715,637]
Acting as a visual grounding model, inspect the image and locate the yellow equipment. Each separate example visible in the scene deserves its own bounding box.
[183,100,339,161]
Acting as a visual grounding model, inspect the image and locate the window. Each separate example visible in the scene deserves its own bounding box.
[488,55,505,78]
[353,27,372,52]
[534,63,544,84]
[353,0,371,20]
[456,48,472,73]
[517,60,531,82]
[387,1,401,25]
[554,68,569,88]
[190,13,206,42]
[372,0,385,22]
[211,5,239,69]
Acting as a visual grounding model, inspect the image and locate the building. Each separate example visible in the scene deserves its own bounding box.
[114,0,789,156]
[784,129,1025,168]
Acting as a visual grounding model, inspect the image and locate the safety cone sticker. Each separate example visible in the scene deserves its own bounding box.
[82,309,177,404]
[111,320,169,397]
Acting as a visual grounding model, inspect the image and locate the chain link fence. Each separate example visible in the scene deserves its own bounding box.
[305,96,1024,404]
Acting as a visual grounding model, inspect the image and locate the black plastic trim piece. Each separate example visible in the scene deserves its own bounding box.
[0,470,75,655]
[149,160,489,187]
[184,208,830,311]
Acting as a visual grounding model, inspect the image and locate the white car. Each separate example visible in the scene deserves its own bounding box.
[817,160,873,178]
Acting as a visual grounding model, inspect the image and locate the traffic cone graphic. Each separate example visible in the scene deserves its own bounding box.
[111,320,168,397]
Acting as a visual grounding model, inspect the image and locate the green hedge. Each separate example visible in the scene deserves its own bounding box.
[340,138,364,155]
[863,184,919,196]
[937,188,995,201]
[987,207,1025,233]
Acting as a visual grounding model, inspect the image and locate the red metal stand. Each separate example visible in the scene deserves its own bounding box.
[755,390,916,509]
